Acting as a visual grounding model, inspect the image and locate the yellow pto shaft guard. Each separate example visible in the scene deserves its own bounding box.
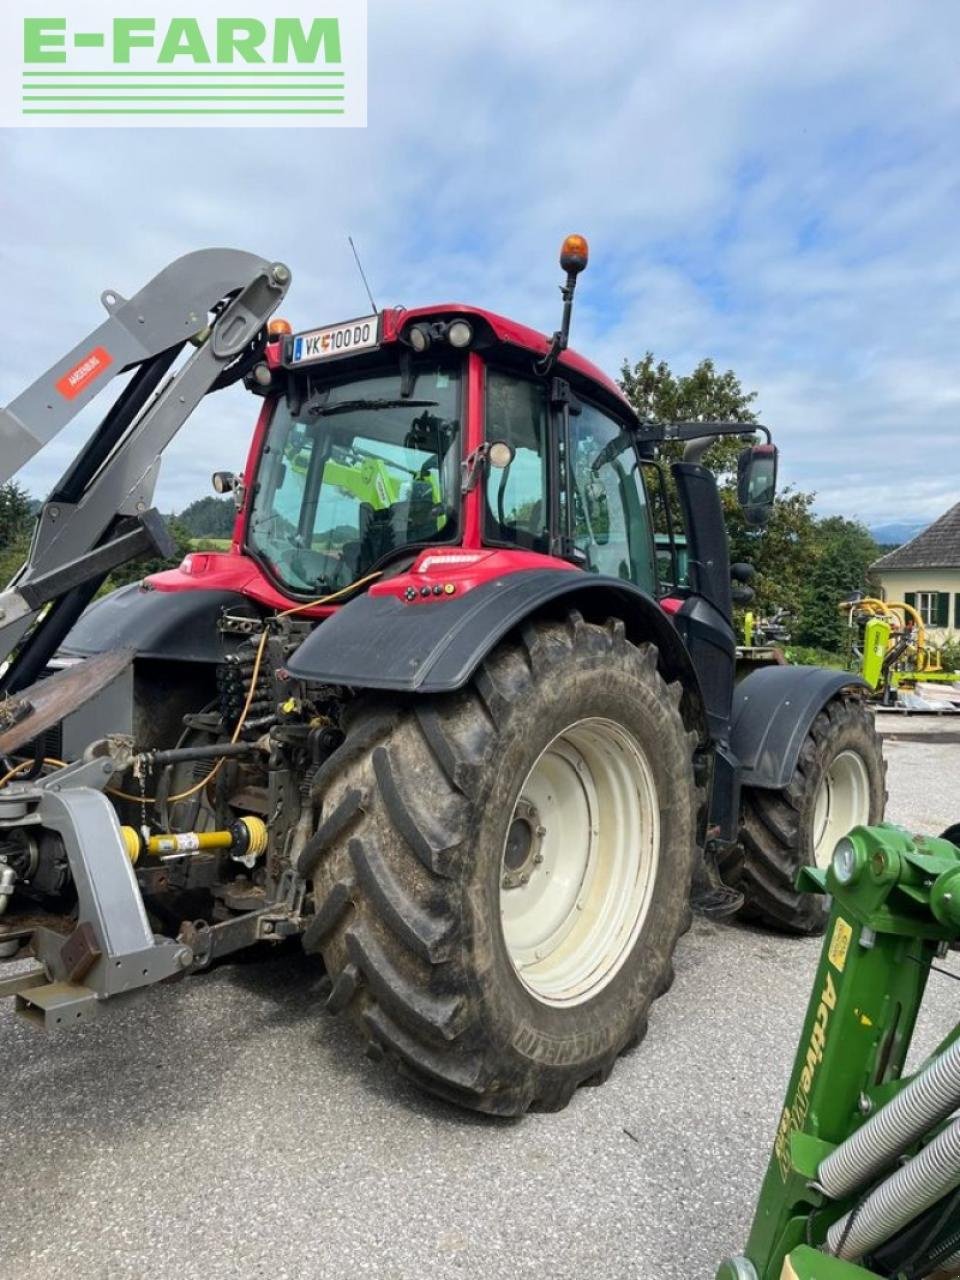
[120,815,268,865]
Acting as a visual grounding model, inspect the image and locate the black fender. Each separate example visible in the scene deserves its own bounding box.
[286,570,707,734]
[731,664,869,790]
[58,583,258,664]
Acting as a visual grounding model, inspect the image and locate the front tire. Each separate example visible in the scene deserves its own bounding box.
[735,696,886,935]
[300,612,698,1115]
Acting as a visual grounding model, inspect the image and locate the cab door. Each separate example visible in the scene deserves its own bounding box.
[566,399,658,594]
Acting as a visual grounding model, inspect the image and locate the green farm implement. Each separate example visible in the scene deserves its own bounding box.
[719,825,960,1279]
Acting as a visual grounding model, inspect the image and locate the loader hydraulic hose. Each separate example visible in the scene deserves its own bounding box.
[825,1118,960,1261]
[818,1035,960,1199]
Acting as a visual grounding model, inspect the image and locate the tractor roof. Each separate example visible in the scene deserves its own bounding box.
[268,303,636,422]
[382,303,633,414]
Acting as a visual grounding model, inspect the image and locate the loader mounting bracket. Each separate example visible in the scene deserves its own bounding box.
[0,754,189,1025]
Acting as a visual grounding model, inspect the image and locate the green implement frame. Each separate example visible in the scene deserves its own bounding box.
[718,825,960,1280]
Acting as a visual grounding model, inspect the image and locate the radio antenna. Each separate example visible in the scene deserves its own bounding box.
[348,235,379,313]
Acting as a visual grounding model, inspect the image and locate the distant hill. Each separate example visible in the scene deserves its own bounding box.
[867,520,926,548]
[176,495,236,538]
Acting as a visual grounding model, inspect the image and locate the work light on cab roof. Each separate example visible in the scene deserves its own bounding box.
[403,316,474,354]
[559,233,590,275]
[537,232,590,374]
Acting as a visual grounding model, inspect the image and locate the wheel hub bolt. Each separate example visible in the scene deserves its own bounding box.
[501,801,545,892]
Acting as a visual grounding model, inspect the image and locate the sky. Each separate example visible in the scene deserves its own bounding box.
[3,0,960,523]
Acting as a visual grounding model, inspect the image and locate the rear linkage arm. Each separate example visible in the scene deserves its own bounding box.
[0,250,291,689]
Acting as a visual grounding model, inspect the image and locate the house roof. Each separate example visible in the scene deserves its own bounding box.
[872,501,960,571]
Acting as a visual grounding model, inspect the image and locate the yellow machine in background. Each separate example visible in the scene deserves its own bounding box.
[843,597,947,705]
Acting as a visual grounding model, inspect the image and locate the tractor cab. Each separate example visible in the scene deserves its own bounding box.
[213,277,663,612]
[185,236,768,626]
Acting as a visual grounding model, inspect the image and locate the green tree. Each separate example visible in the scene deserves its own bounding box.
[0,481,35,587]
[724,486,820,618]
[618,353,816,617]
[619,352,758,476]
[0,481,33,547]
[794,517,880,652]
[177,495,236,539]
[619,353,758,425]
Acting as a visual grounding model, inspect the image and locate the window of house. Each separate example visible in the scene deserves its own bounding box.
[916,592,937,626]
[909,591,950,627]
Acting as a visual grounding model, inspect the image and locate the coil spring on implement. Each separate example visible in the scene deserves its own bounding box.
[826,1118,960,1261]
[820,1036,960,1200]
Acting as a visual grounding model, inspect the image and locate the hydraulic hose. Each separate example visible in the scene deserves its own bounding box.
[819,1037,960,1198]
[826,1118,960,1261]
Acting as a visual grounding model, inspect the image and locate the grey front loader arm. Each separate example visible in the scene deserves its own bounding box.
[0,249,289,483]
[0,249,291,676]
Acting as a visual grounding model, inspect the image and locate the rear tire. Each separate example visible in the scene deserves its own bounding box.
[734,696,885,935]
[300,612,698,1115]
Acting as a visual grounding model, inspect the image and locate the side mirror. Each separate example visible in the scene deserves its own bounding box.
[737,443,778,527]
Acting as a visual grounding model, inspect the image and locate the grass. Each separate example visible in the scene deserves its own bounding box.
[782,644,850,670]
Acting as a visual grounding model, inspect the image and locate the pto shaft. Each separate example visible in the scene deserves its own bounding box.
[120,815,267,864]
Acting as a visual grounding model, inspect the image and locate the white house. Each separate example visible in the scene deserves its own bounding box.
[872,501,960,641]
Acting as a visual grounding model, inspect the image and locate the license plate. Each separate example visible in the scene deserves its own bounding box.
[288,314,380,365]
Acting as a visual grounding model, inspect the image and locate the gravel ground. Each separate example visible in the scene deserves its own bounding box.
[2,728,959,1280]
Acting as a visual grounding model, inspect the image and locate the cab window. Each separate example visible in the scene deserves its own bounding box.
[247,361,461,594]
[569,403,657,594]
[641,462,689,592]
[483,369,550,551]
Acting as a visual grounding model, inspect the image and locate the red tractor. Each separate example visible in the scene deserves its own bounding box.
[0,240,884,1114]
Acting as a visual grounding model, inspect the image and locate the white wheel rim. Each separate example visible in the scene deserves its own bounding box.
[499,717,660,1008]
[812,749,872,868]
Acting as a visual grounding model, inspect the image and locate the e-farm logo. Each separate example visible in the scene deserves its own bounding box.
[0,1,366,127]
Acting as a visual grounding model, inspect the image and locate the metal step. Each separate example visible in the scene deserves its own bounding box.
[14,980,98,1028]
